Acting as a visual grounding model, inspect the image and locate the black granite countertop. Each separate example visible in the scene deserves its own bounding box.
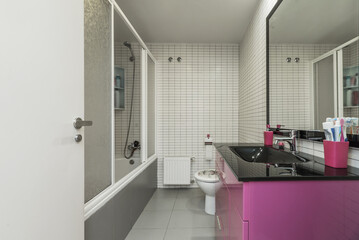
[215,143,359,181]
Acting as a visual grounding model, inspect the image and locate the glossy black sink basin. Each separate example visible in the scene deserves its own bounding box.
[229,146,308,164]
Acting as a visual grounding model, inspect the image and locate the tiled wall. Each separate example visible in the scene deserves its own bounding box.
[344,40,359,67]
[114,43,141,162]
[238,0,277,143]
[148,43,240,188]
[269,44,336,129]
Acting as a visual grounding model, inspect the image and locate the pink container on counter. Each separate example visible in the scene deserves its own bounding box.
[323,140,349,168]
[264,131,273,146]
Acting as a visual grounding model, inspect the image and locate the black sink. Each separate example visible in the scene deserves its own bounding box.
[229,146,308,164]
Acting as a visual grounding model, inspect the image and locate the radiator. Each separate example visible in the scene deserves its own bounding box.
[164,157,191,185]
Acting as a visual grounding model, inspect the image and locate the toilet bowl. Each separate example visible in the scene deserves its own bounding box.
[194,169,223,215]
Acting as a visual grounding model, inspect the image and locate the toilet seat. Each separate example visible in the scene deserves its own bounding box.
[194,169,220,183]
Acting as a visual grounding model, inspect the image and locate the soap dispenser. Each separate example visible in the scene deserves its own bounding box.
[264,124,273,146]
[204,134,213,160]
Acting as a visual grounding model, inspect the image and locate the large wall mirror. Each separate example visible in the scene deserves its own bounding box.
[267,0,359,144]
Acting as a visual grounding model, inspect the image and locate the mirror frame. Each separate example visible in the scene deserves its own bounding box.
[265,0,359,147]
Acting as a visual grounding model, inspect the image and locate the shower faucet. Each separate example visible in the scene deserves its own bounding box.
[128,141,141,151]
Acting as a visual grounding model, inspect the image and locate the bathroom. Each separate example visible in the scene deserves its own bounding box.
[1,0,359,240]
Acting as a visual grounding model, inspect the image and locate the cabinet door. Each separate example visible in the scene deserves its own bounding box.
[216,163,229,239]
[229,206,249,240]
[216,151,225,170]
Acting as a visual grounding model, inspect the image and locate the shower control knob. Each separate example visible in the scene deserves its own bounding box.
[74,134,82,143]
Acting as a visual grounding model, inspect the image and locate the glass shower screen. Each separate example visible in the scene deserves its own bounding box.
[84,0,112,202]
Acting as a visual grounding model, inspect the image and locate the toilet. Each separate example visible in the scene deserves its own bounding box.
[194,169,223,215]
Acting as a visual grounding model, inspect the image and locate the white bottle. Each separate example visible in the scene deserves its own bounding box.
[347,89,353,106]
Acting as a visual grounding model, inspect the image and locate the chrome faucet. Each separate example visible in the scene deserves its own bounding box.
[274,130,297,153]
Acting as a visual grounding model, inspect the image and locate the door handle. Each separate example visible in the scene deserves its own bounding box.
[73,117,93,129]
[216,215,222,231]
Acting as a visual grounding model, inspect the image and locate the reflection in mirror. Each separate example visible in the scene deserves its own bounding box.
[114,12,142,182]
[313,54,335,129]
[342,41,359,134]
[268,0,359,134]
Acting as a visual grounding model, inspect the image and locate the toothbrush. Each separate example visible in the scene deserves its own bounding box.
[344,118,352,141]
[340,118,345,142]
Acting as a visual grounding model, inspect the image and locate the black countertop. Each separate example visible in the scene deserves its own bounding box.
[215,143,359,181]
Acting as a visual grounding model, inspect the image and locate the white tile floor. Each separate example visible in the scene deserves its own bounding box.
[125,188,216,240]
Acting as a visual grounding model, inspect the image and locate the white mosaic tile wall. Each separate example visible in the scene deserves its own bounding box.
[269,44,336,130]
[148,43,240,188]
[114,42,141,161]
[238,0,277,143]
[343,40,359,68]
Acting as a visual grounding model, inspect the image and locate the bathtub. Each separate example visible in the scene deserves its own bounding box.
[85,155,156,221]
[115,157,141,182]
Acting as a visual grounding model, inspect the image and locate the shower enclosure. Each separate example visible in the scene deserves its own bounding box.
[113,26,143,181]
[84,0,112,202]
[84,0,157,219]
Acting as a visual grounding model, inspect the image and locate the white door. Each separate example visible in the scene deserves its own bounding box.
[0,1,84,240]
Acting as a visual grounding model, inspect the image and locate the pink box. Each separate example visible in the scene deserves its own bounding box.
[264,131,273,146]
[323,140,349,168]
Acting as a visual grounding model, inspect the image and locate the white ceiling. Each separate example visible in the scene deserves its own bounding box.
[114,0,260,43]
[270,0,359,45]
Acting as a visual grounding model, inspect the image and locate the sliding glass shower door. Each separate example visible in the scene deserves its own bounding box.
[147,55,156,158]
[84,0,113,202]
[313,54,336,130]
[83,0,158,205]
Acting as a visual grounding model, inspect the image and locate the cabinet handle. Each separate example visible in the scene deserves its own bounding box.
[216,215,222,231]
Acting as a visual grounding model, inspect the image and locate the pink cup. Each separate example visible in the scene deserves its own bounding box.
[323,140,349,168]
[264,131,273,146]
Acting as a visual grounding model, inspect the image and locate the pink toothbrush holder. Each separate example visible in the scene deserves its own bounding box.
[264,131,273,146]
[323,140,349,168]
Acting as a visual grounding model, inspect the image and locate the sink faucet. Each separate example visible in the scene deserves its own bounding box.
[274,130,297,153]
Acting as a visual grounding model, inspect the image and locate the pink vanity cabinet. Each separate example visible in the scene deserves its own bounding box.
[216,152,248,240]
[215,151,359,240]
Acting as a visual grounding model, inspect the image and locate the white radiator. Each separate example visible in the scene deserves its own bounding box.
[164,157,191,185]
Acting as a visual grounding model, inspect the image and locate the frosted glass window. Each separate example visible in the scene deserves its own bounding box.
[147,56,156,158]
[84,0,112,202]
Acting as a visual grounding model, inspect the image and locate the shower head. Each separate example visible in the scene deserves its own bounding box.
[123,41,135,62]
